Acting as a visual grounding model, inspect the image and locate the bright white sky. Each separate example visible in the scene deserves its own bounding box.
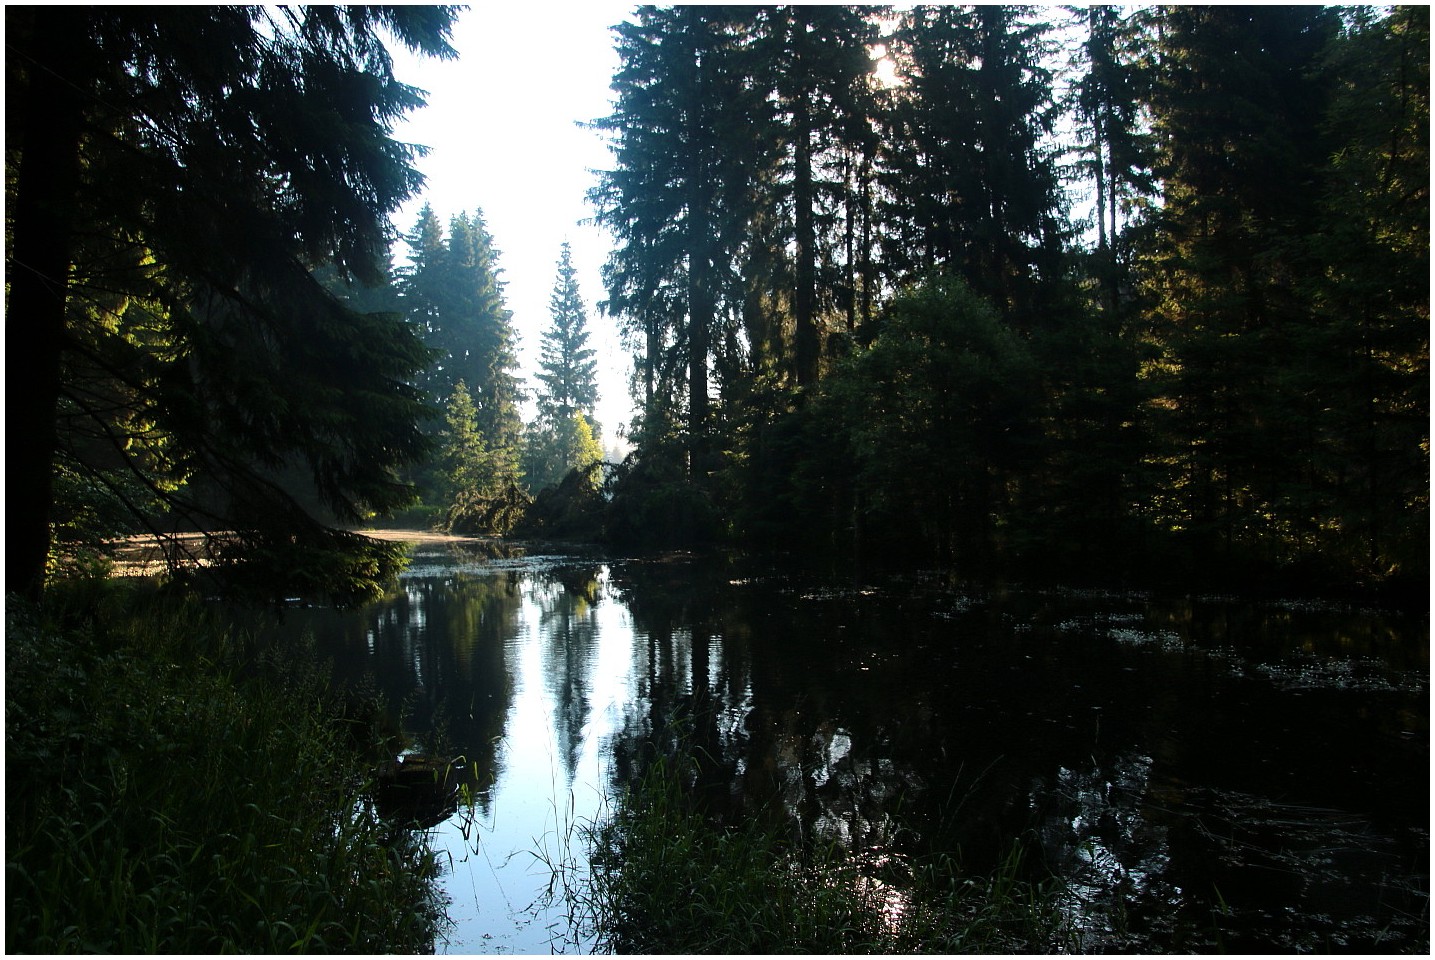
[386,3,638,453]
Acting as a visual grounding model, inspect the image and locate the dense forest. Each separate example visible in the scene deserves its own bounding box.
[8,4,1428,606]
[584,4,1428,600]
[4,6,1427,952]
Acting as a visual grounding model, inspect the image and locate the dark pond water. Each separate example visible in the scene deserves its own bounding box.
[269,538,1429,953]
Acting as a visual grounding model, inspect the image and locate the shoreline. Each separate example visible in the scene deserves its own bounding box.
[355,528,482,545]
[106,528,477,577]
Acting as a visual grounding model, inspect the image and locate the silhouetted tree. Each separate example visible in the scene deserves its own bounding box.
[6,5,459,601]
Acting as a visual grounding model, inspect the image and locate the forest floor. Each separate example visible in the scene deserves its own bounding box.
[357,527,476,545]
[108,531,224,577]
[107,527,476,578]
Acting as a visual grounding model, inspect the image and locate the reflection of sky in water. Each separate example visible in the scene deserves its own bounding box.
[282,551,1425,954]
[433,567,633,956]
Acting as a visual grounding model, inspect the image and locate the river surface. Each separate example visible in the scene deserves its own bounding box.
[268,538,1428,953]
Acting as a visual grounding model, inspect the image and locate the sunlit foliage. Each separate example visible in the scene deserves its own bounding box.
[7,6,460,602]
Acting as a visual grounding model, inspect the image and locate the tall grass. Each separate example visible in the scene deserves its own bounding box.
[6,583,445,953]
[570,748,1074,954]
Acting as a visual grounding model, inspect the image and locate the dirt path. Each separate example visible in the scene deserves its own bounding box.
[106,528,482,577]
[356,528,482,545]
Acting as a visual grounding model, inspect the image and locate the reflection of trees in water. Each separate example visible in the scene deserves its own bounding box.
[431,538,531,564]
[600,566,1117,872]
[606,559,737,815]
[286,551,1425,951]
[603,561,943,855]
[720,594,951,858]
[599,566,1428,952]
[419,572,521,797]
[305,571,523,816]
[532,565,605,783]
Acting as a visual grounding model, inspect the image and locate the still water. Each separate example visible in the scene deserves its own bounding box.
[276,538,1428,953]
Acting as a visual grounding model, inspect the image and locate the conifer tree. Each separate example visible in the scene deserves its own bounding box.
[1068,5,1156,316]
[398,203,450,399]
[524,243,602,492]
[443,211,524,472]
[438,380,491,506]
[591,5,756,471]
[522,412,605,494]
[536,242,600,424]
[437,378,527,535]
[6,5,458,601]
[1294,5,1429,579]
[397,206,524,484]
[1140,5,1340,559]
[750,5,882,387]
[880,5,1068,330]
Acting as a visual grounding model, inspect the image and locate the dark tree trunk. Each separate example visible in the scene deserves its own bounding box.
[860,148,874,329]
[6,7,91,603]
[843,152,856,333]
[686,245,711,474]
[793,90,820,388]
[682,8,712,477]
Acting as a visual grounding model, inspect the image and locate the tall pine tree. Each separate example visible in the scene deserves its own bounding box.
[397,202,450,399]
[1068,5,1156,316]
[1294,5,1429,581]
[398,206,524,478]
[591,5,757,473]
[536,242,600,424]
[444,211,524,472]
[6,6,458,601]
[750,5,882,387]
[1139,5,1340,562]
[880,5,1068,330]
[524,242,603,491]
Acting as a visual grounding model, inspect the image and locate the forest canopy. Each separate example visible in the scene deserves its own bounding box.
[6,6,460,601]
[588,4,1428,598]
[7,4,1427,603]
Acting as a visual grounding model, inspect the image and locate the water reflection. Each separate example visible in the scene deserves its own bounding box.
[304,565,522,814]
[534,566,604,786]
[271,546,1427,954]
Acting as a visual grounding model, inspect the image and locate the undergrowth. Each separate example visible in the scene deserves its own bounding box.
[5,582,445,953]
[571,749,1074,954]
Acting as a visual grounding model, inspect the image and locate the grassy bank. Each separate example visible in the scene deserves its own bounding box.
[574,751,1074,954]
[5,583,444,953]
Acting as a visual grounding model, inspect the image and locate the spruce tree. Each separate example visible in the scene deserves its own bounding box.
[536,242,600,424]
[438,380,490,506]
[1140,5,1340,560]
[591,5,756,471]
[6,5,458,601]
[397,206,524,485]
[397,203,450,400]
[437,378,527,535]
[443,211,524,470]
[750,5,882,387]
[1295,5,1429,580]
[1068,5,1157,316]
[524,242,602,492]
[880,5,1068,330]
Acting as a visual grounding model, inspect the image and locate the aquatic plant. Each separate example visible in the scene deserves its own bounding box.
[562,747,1073,954]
